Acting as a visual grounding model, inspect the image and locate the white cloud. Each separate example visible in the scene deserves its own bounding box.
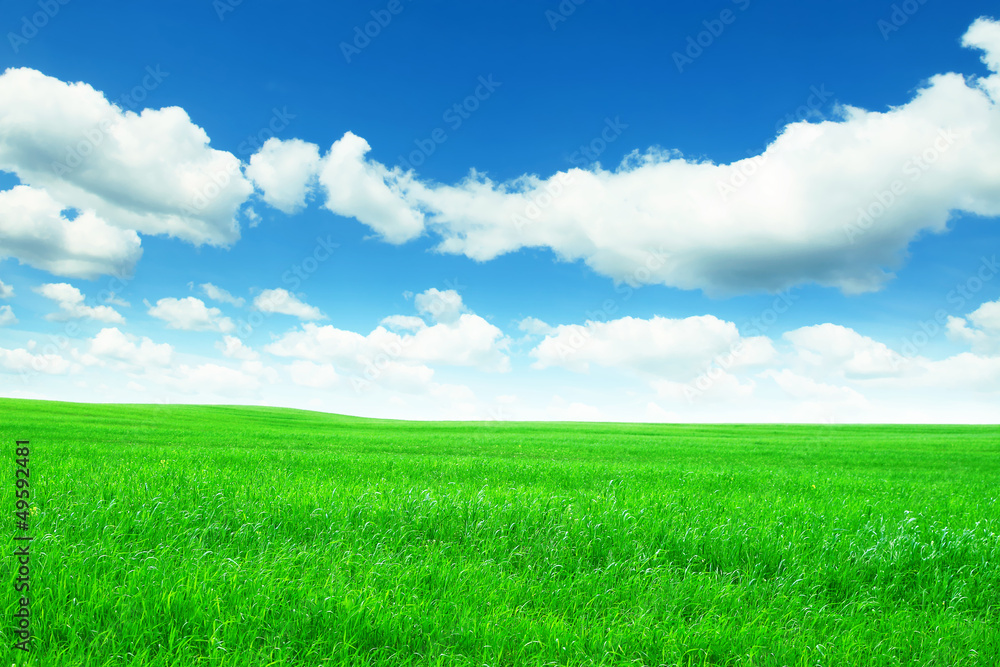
[265,294,510,393]
[0,346,73,375]
[0,185,142,279]
[216,335,259,361]
[317,132,424,243]
[530,315,773,378]
[783,324,909,378]
[414,288,465,324]
[89,327,173,366]
[35,282,125,323]
[947,299,1000,354]
[103,293,130,307]
[518,317,553,335]
[148,296,234,333]
[244,206,261,228]
[267,313,510,375]
[253,288,325,320]
[964,16,1000,99]
[0,305,17,326]
[0,279,13,299]
[0,68,253,248]
[246,138,321,213]
[269,20,1000,296]
[380,315,426,332]
[917,352,1000,392]
[200,283,245,307]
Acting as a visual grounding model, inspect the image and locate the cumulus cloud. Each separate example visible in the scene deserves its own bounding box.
[0,305,16,326]
[253,288,325,320]
[783,323,910,378]
[316,132,424,243]
[148,296,235,333]
[414,288,466,324]
[518,317,553,335]
[216,335,259,361]
[380,315,427,332]
[199,283,245,307]
[267,314,509,376]
[252,19,1000,296]
[946,298,1000,354]
[530,315,774,378]
[0,346,73,375]
[246,138,321,213]
[89,327,173,366]
[0,185,142,279]
[266,292,510,392]
[0,279,13,299]
[34,282,125,323]
[0,68,253,249]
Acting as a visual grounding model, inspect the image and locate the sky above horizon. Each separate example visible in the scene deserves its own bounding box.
[1,1,1000,422]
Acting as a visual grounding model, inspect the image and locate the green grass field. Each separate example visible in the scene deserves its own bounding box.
[2,398,999,666]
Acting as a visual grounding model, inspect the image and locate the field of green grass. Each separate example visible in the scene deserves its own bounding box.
[1,398,999,666]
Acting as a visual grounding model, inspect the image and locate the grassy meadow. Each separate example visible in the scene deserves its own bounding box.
[2,397,999,666]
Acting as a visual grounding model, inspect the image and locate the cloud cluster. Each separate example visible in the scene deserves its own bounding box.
[0,67,252,278]
[89,327,173,367]
[148,297,235,333]
[245,138,321,214]
[946,298,1000,354]
[35,282,125,323]
[0,185,142,279]
[199,283,245,307]
[5,281,1000,420]
[515,291,1000,421]
[253,288,325,321]
[531,315,774,376]
[4,19,998,295]
[266,288,509,393]
[246,18,1000,296]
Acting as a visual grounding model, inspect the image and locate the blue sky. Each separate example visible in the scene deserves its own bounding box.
[1,0,999,421]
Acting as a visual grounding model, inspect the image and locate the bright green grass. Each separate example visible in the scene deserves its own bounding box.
[1,398,999,666]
